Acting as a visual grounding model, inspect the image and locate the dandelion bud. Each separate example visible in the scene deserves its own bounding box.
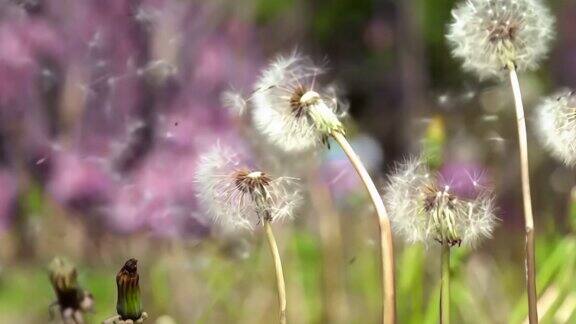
[251,53,344,153]
[116,259,144,321]
[447,0,554,79]
[383,158,496,247]
[535,89,576,166]
[195,145,301,232]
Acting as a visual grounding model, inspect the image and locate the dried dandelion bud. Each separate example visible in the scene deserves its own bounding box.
[535,89,576,166]
[116,259,144,321]
[48,257,93,324]
[251,53,344,153]
[447,0,554,79]
[195,145,301,232]
[49,257,79,296]
[383,158,496,247]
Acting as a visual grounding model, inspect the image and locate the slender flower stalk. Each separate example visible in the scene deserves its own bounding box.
[447,1,555,322]
[383,157,497,324]
[195,145,301,323]
[225,53,396,323]
[508,67,538,323]
[440,244,451,324]
[308,168,349,323]
[332,132,395,323]
[264,220,287,324]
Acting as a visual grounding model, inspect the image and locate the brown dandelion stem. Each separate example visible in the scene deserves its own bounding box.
[509,67,538,324]
[332,131,396,324]
[440,244,451,324]
[264,219,287,324]
[308,169,349,323]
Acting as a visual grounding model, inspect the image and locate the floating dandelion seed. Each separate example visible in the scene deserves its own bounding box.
[195,145,301,232]
[250,53,344,153]
[221,90,248,116]
[447,0,555,79]
[383,157,496,248]
[536,89,576,166]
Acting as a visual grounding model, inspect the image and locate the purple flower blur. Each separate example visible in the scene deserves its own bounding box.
[0,0,261,238]
[47,149,115,210]
[321,134,382,202]
[0,169,18,232]
[438,162,491,200]
[38,1,257,237]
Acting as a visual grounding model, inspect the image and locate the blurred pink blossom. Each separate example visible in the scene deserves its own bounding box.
[439,162,491,200]
[47,150,115,209]
[0,0,261,239]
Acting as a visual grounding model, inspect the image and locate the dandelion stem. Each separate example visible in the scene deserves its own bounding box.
[509,67,538,324]
[264,219,287,324]
[332,131,396,324]
[440,244,450,324]
[309,170,349,323]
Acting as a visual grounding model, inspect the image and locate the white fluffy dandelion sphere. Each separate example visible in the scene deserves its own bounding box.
[195,145,301,232]
[536,90,576,166]
[251,53,343,153]
[383,157,497,248]
[447,0,555,79]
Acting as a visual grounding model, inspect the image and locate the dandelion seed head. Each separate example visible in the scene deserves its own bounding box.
[447,0,554,79]
[535,89,576,166]
[251,53,344,153]
[383,157,497,247]
[195,145,301,232]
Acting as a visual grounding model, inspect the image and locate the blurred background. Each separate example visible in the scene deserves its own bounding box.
[0,0,575,323]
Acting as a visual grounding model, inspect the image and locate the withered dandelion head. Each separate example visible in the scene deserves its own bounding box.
[48,257,94,324]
